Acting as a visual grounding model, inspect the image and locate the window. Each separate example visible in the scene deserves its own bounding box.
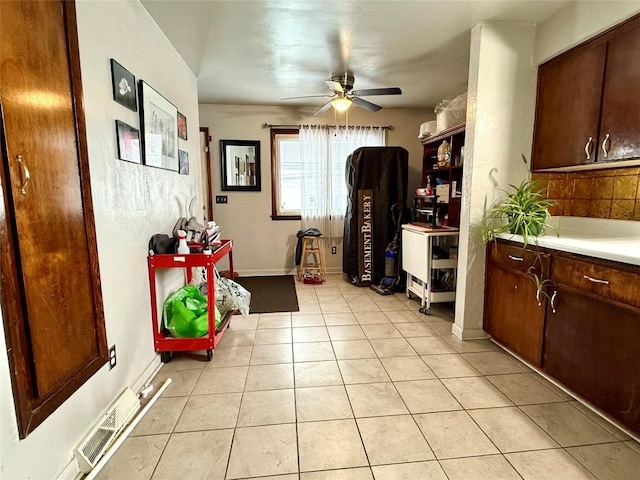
[271,129,301,219]
[270,126,386,234]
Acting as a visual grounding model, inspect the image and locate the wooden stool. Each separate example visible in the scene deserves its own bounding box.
[297,236,326,281]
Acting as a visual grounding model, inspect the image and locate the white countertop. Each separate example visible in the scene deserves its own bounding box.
[497,217,640,266]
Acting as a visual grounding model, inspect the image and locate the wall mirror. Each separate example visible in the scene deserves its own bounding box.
[220,140,261,191]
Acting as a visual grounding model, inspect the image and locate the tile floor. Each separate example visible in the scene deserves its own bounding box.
[96,275,640,480]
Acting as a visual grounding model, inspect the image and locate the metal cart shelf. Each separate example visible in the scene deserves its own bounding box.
[147,239,234,362]
[401,224,459,314]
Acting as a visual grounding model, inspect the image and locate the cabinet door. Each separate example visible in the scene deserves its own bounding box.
[544,287,640,433]
[532,41,606,170]
[402,229,427,280]
[598,17,640,162]
[484,262,545,366]
[1,1,107,437]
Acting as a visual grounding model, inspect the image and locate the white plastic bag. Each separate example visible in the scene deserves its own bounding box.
[198,268,251,316]
[435,92,467,132]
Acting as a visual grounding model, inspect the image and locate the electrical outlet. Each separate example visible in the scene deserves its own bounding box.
[109,345,117,370]
[331,246,337,254]
[215,195,228,204]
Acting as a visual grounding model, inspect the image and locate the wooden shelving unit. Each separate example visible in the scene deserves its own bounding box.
[415,123,466,227]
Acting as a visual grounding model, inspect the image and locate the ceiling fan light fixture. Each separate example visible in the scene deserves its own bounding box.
[331,96,352,111]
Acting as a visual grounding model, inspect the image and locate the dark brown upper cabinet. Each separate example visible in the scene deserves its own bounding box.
[532,14,640,171]
[599,18,640,162]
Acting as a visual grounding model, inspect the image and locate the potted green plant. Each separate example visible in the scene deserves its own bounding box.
[481,155,558,307]
[481,155,556,247]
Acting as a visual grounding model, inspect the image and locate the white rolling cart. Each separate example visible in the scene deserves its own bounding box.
[402,223,459,314]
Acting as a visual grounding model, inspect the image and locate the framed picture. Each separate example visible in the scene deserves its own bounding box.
[115,120,141,164]
[178,150,189,175]
[220,140,261,191]
[110,59,137,112]
[177,112,188,140]
[138,80,178,171]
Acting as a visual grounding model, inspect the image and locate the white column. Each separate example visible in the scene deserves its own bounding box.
[453,22,538,339]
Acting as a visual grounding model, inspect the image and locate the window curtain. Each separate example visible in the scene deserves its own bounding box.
[300,126,385,242]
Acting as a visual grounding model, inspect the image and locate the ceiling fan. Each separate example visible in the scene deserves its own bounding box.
[282,73,402,115]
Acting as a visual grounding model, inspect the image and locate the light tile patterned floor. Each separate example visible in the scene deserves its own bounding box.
[96,274,640,480]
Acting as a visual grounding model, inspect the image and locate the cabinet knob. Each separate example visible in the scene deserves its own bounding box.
[584,137,593,160]
[601,133,610,158]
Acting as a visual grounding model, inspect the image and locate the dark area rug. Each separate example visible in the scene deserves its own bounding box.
[234,275,299,314]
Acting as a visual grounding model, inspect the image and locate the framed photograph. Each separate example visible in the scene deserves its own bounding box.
[138,80,178,171]
[115,120,141,164]
[177,112,188,140]
[178,150,189,175]
[110,59,137,112]
[220,140,261,191]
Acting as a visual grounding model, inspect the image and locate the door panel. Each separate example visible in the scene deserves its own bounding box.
[2,0,100,397]
[599,17,640,162]
[1,0,107,437]
[532,41,606,170]
[544,287,640,433]
[484,263,545,366]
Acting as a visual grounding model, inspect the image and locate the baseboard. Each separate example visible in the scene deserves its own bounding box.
[133,354,163,394]
[236,267,343,277]
[451,323,490,340]
[55,458,82,480]
[236,269,296,277]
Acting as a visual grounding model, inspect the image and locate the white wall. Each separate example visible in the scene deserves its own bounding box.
[535,0,640,63]
[0,1,202,479]
[454,22,538,339]
[198,105,432,276]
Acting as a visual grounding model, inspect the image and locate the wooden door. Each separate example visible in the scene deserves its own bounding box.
[598,16,640,162]
[200,127,213,220]
[484,262,545,366]
[0,0,107,437]
[531,41,606,170]
[543,287,640,434]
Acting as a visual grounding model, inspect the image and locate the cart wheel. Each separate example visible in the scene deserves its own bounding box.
[206,349,213,361]
[160,351,173,363]
[406,291,411,299]
[419,306,430,315]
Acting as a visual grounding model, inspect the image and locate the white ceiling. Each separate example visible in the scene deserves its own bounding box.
[141,0,569,110]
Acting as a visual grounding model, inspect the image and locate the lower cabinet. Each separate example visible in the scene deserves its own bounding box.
[544,285,640,433]
[484,240,640,435]
[484,261,546,367]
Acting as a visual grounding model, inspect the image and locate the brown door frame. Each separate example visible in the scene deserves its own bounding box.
[0,0,107,438]
[200,127,213,220]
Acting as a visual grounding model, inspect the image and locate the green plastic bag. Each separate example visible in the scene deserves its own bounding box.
[163,285,221,338]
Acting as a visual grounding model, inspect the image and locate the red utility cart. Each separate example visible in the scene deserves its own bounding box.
[147,239,234,362]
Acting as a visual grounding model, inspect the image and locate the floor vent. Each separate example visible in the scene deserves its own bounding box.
[74,387,140,473]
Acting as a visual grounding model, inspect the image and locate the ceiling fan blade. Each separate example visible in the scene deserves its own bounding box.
[314,101,333,116]
[325,80,344,93]
[351,87,402,96]
[351,97,382,112]
[281,94,334,100]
